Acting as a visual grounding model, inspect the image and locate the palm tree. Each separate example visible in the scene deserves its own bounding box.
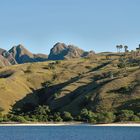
[116,45,119,52]
[124,46,128,52]
[119,45,123,52]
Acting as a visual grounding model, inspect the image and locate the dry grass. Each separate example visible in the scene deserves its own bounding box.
[0,55,140,114]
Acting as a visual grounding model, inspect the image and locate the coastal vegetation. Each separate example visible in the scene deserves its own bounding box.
[0,106,140,123]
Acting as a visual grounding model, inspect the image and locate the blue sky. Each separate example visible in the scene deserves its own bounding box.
[0,0,140,54]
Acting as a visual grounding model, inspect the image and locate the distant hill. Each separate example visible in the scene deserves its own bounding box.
[9,44,34,64]
[34,53,48,62]
[0,43,96,65]
[9,44,48,64]
[48,42,96,60]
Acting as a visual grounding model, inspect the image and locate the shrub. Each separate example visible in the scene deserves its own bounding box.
[35,115,49,122]
[55,60,61,64]
[109,71,114,79]
[97,112,116,123]
[33,105,51,122]
[117,110,134,122]
[11,116,27,123]
[34,105,50,116]
[85,66,92,69]
[80,108,97,123]
[130,115,140,122]
[80,108,89,122]
[62,112,73,121]
[16,116,28,123]
[2,114,10,122]
[48,63,55,70]
[0,113,4,122]
[103,112,116,123]
[53,112,63,122]
[137,112,140,118]
[0,107,4,113]
[0,117,3,122]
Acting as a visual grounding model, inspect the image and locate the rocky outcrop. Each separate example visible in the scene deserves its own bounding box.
[0,48,17,66]
[9,44,48,64]
[9,44,36,64]
[48,42,95,60]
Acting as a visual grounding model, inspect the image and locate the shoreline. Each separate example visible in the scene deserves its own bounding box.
[0,122,140,127]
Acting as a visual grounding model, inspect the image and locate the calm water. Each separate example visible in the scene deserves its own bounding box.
[0,125,140,140]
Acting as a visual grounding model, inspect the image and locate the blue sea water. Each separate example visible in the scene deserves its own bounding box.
[0,125,140,140]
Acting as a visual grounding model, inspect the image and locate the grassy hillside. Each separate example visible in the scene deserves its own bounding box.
[0,53,140,117]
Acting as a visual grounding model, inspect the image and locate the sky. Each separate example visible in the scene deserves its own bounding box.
[0,0,140,54]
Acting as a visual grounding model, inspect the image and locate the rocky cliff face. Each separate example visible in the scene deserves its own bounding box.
[9,44,48,64]
[0,55,11,66]
[0,48,17,66]
[48,43,69,60]
[48,42,95,60]
[9,44,36,64]
[0,42,96,65]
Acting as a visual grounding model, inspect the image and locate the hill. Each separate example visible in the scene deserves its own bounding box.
[9,44,48,64]
[0,53,139,118]
[0,43,95,65]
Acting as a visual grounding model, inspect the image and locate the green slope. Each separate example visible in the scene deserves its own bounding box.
[0,55,139,116]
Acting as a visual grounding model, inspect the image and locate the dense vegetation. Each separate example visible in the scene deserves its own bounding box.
[0,105,140,123]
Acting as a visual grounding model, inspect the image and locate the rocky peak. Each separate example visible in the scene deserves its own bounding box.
[48,42,96,60]
[9,44,35,64]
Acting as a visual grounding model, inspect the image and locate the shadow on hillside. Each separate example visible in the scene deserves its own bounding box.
[89,61,111,72]
[0,70,14,78]
[39,76,81,103]
[117,99,140,112]
[11,75,81,114]
[48,80,97,112]
[48,78,115,113]
[11,73,116,115]
[11,88,43,114]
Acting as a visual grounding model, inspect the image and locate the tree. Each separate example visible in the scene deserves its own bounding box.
[116,45,123,53]
[119,45,123,52]
[80,108,97,123]
[12,116,27,123]
[88,111,97,123]
[80,108,89,122]
[117,110,134,121]
[116,45,120,52]
[130,115,140,122]
[103,112,116,123]
[137,112,140,118]
[62,112,73,121]
[124,46,128,53]
[97,112,116,123]
[34,105,50,116]
[53,112,63,122]
[34,105,51,121]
